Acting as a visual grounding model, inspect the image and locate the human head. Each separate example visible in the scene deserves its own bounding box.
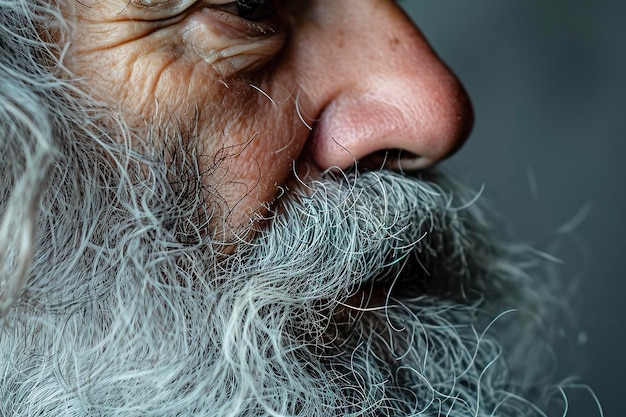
[1,1,569,416]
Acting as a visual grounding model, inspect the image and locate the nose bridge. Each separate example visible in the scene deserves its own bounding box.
[307,0,434,93]
[294,0,473,171]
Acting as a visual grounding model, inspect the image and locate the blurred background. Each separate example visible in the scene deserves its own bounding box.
[403,1,624,416]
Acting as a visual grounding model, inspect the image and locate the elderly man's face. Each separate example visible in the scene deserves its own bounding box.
[63,0,471,235]
[0,1,572,416]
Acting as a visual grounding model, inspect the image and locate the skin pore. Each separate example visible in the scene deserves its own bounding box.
[61,0,472,241]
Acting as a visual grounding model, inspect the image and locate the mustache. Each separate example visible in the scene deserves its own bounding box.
[237,169,483,304]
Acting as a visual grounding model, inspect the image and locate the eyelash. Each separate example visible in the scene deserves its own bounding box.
[214,0,272,22]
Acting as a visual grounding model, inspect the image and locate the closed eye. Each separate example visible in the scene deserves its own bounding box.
[212,0,272,22]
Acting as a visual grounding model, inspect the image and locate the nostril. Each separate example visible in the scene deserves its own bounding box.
[358,149,430,172]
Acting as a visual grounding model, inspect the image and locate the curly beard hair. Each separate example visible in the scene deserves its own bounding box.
[0,1,577,416]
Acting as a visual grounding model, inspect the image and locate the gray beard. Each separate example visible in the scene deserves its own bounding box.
[1,135,566,416]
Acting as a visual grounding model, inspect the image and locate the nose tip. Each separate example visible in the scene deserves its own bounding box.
[310,80,473,171]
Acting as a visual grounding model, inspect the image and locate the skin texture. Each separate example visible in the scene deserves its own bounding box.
[62,0,473,238]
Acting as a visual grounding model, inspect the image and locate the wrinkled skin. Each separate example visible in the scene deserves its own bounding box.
[62,0,473,237]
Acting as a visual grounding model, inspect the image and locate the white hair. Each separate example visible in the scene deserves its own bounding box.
[0,2,584,416]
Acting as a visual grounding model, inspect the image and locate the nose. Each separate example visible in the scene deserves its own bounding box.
[291,0,473,171]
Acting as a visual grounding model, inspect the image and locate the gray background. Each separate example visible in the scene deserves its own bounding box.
[403,1,624,416]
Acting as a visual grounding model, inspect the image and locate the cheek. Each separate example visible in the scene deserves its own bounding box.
[195,83,307,220]
[65,17,309,229]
